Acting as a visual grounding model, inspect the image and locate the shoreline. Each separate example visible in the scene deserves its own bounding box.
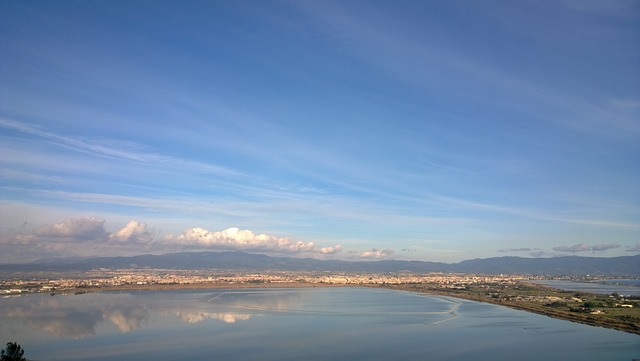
[61,282,345,293]
[38,281,640,336]
[379,284,640,336]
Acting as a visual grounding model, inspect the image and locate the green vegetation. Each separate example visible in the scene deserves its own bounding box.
[1,342,26,361]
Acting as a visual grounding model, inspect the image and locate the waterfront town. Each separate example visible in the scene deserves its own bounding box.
[0,270,529,293]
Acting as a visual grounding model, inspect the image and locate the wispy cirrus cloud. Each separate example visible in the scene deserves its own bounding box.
[497,247,538,253]
[553,243,591,253]
[590,244,621,252]
[0,187,482,240]
[295,1,639,138]
[500,244,622,257]
[430,194,640,230]
[0,118,237,176]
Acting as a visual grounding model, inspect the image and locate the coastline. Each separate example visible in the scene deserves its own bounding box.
[380,283,640,336]
[68,281,344,292]
[41,281,640,336]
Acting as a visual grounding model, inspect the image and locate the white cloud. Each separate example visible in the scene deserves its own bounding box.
[1,216,344,258]
[110,220,153,243]
[0,118,237,176]
[0,218,155,261]
[3,217,155,246]
[320,245,343,254]
[34,217,108,241]
[167,226,341,255]
[360,248,394,258]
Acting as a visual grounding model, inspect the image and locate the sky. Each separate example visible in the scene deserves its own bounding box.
[0,0,639,264]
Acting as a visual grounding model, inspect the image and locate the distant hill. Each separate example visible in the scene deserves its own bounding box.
[1,252,639,276]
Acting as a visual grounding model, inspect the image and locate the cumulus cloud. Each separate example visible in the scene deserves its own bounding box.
[552,243,591,253]
[34,217,108,241]
[0,217,112,252]
[0,217,158,260]
[1,217,342,258]
[2,217,155,247]
[172,227,315,252]
[360,248,394,258]
[110,220,153,243]
[320,245,343,254]
[167,226,342,255]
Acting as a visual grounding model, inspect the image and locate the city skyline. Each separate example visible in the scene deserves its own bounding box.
[1,0,639,263]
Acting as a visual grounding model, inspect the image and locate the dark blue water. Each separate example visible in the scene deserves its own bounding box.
[1,288,638,360]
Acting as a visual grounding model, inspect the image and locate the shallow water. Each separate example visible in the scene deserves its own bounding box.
[1,287,638,360]
[532,280,640,296]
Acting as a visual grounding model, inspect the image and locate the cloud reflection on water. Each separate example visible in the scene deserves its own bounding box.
[173,310,251,324]
[2,295,150,338]
[0,289,307,339]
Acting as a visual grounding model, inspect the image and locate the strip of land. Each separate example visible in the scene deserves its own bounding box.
[380,283,640,336]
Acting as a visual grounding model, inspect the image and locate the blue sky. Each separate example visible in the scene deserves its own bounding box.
[1,0,638,263]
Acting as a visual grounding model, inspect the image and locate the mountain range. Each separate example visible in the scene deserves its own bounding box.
[1,252,639,276]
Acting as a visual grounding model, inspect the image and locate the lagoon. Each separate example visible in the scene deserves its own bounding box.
[532,280,640,296]
[1,287,638,361]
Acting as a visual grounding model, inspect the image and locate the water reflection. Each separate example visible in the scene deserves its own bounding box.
[173,310,251,324]
[1,288,638,361]
[171,289,308,324]
[103,306,149,332]
[24,310,101,339]
[1,294,150,338]
[0,289,308,339]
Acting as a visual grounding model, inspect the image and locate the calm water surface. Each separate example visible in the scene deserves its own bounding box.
[1,287,638,360]
[532,280,640,296]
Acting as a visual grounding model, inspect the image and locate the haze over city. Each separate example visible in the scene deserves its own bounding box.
[1,0,638,264]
